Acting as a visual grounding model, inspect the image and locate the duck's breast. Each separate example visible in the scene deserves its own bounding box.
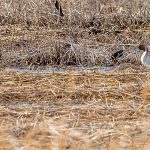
[141,52,150,67]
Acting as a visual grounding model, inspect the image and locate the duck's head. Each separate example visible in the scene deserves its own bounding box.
[135,44,147,52]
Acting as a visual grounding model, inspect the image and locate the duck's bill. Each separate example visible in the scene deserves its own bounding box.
[135,48,140,52]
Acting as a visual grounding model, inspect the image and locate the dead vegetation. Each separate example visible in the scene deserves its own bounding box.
[0,0,150,149]
[0,68,150,149]
[0,24,149,68]
[0,0,149,28]
[0,0,149,67]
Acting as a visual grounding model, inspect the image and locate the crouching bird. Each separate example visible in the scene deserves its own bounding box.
[111,49,124,64]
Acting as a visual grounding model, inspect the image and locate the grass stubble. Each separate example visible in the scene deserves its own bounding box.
[0,0,150,149]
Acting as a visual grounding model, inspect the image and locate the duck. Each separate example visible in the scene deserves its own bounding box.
[135,44,150,67]
[111,49,124,64]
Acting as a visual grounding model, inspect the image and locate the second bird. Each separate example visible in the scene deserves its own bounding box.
[55,0,64,17]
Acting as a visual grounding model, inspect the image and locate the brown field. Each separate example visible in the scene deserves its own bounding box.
[0,68,150,149]
[0,0,150,149]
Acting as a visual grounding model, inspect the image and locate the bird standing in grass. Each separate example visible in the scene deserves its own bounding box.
[135,44,150,67]
[55,0,64,17]
[111,49,124,64]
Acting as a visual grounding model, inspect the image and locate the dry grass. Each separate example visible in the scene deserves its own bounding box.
[0,0,150,149]
[0,0,149,67]
[0,23,149,67]
[140,75,150,102]
[23,122,90,150]
[0,68,150,149]
[0,0,149,28]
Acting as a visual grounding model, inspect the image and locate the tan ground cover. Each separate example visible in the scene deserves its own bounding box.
[0,0,150,149]
[0,68,150,149]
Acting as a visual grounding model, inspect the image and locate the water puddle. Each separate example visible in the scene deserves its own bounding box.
[1,102,84,110]
[3,65,117,74]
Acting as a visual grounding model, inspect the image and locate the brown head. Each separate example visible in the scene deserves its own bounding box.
[135,44,148,52]
[139,45,147,51]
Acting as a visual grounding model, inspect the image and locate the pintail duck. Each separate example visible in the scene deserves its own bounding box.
[135,45,150,67]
